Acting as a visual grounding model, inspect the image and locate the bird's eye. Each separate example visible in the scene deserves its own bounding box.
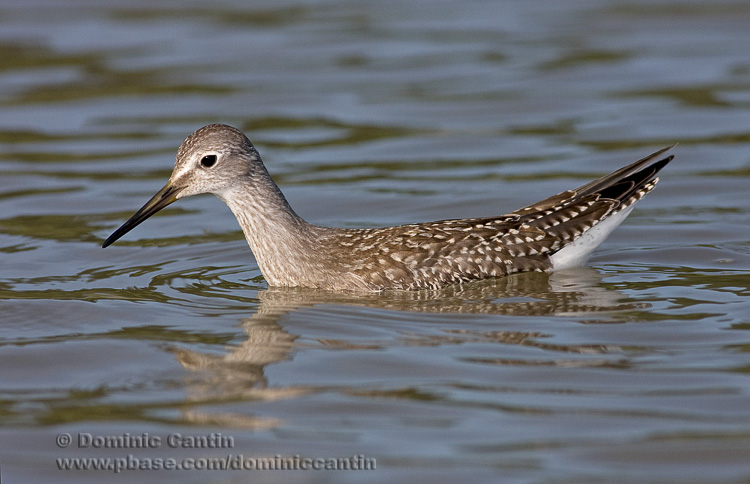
[200,154,217,168]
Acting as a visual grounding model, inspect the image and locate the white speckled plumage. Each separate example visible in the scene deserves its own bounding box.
[103,124,674,291]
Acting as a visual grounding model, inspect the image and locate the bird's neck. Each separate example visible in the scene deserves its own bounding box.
[217,175,319,286]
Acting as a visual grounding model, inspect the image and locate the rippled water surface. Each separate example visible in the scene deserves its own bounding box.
[2,1,750,483]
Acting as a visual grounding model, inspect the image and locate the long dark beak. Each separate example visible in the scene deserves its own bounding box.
[102,182,183,248]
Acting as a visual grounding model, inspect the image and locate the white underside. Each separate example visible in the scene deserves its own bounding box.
[548,204,636,271]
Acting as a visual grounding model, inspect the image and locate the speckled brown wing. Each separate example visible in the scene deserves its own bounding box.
[346,147,674,290]
[344,218,522,290]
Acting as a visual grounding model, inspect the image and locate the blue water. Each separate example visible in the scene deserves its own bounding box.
[2,1,750,483]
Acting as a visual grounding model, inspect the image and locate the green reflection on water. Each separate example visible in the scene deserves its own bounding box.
[539,49,631,71]
[0,42,231,107]
[37,400,179,426]
[0,214,103,243]
[114,5,310,27]
[245,116,426,149]
[622,85,749,108]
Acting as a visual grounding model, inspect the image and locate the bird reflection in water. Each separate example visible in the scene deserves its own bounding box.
[170,268,642,428]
